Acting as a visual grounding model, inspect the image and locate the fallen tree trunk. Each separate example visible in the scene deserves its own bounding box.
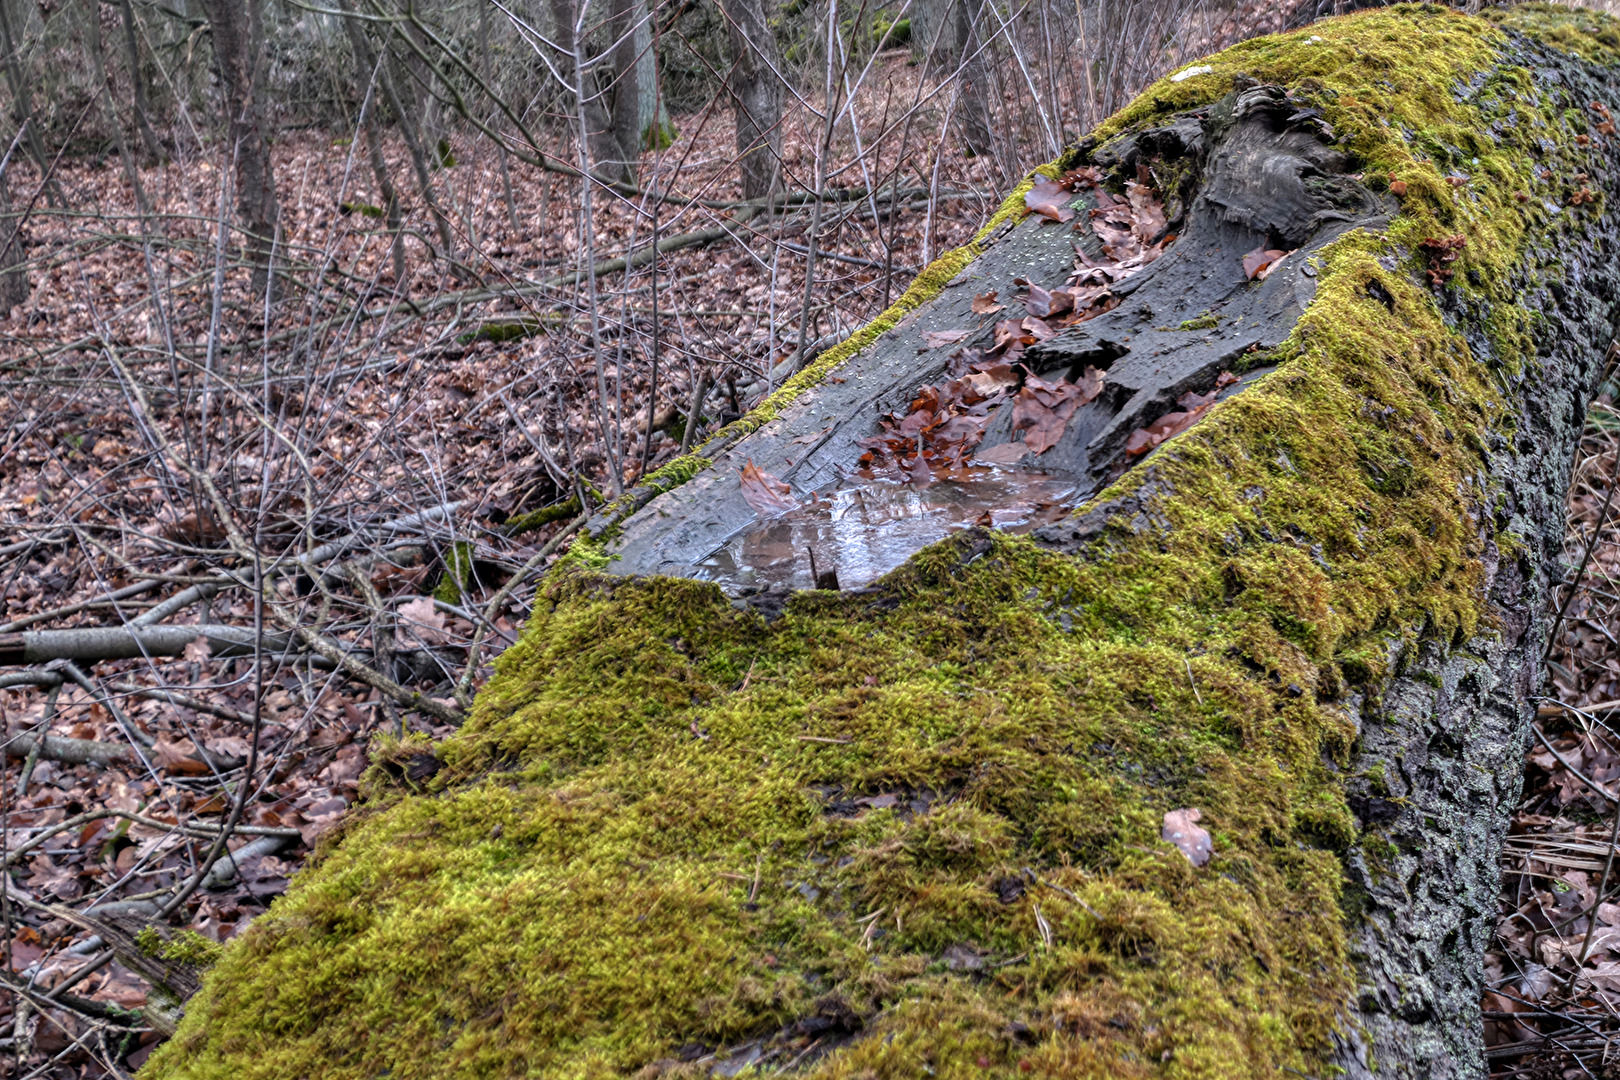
[145,8,1620,1080]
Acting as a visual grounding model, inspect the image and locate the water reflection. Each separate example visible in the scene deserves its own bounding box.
[693,468,1082,592]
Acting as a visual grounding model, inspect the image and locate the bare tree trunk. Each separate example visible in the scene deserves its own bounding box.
[720,0,782,200]
[550,0,621,183]
[341,1,458,267]
[119,0,164,162]
[605,0,668,180]
[951,0,995,159]
[478,0,522,236]
[0,172,26,314]
[0,0,61,207]
[341,10,406,281]
[198,0,280,293]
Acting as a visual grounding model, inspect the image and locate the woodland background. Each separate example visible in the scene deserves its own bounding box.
[0,0,1616,1075]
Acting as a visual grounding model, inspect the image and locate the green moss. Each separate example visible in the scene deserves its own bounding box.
[1484,2,1620,65]
[874,14,910,49]
[433,541,477,603]
[501,497,581,537]
[642,120,678,152]
[136,927,223,969]
[457,317,549,344]
[143,7,1618,1080]
[1177,312,1222,331]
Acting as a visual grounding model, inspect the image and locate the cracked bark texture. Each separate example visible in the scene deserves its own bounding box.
[1322,33,1620,1078]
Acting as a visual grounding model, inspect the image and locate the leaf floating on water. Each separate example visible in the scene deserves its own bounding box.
[920,328,971,350]
[1024,177,1076,224]
[1162,807,1213,867]
[739,460,799,517]
[976,441,1031,465]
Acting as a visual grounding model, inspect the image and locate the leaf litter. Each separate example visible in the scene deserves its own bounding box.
[1485,393,1620,1077]
[854,167,1179,480]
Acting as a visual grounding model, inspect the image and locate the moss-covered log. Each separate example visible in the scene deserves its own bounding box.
[145,6,1620,1079]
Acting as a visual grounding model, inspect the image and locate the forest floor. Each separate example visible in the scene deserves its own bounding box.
[0,35,1617,1080]
[1485,397,1620,1079]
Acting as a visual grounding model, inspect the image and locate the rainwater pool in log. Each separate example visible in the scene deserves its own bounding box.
[692,469,1081,592]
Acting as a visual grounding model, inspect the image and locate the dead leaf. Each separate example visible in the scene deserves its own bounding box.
[1243,245,1289,281]
[1125,181,1166,243]
[398,595,447,645]
[1255,250,1293,280]
[905,453,933,486]
[206,735,252,759]
[1388,179,1408,197]
[972,291,1004,315]
[182,635,211,663]
[1024,178,1076,224]
[1006,369,1104,455]
[154,736,210,775]
[1021,316,1056,342]
[961,370,1011,398]
[920,328,971,350]
[1162,808,1213,866]
[1124,387,1221,457]
[739,460,799,517]
[943,942,986,971]
[1074,365,1106,402]
[1023,283,1073,319]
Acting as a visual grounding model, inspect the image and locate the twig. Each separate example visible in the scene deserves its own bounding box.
[1534,724,1617,802]
[1546,447,1620,662]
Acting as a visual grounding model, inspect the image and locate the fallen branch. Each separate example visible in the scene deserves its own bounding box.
[0,623,295,665]
[0,576,166,633]
[130,500,462,627]
[3,728,133,767]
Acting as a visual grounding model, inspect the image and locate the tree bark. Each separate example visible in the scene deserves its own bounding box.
[605,0,667,179]
[950,0,995,159]
[139,9,1620,1080]
[0,171,27,314]
[119,0,165,162]
[721,0,782,200]
[198,0,280,292]
[340,6,407,281]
